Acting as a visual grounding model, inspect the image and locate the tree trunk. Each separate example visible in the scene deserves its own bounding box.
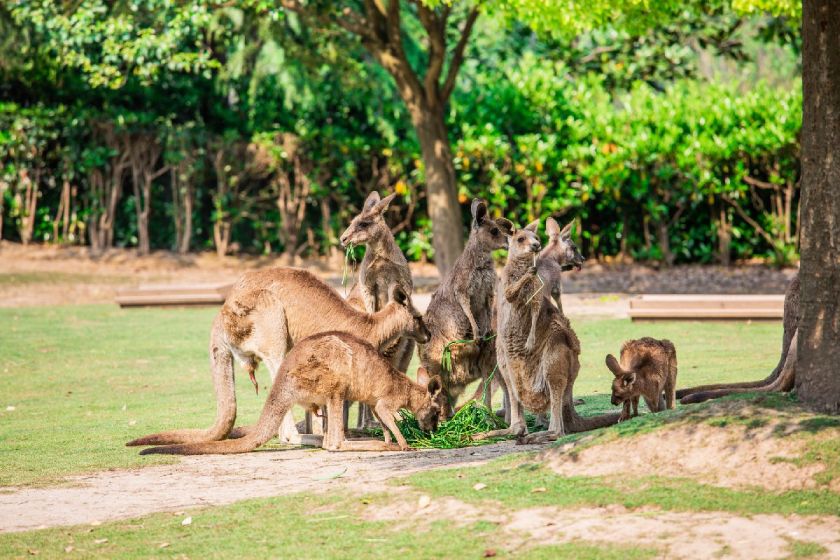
[796,0,840,414]
[412,105,463,275]
[717,203,731,266]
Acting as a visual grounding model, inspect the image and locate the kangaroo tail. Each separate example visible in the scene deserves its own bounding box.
[566,408,621,432]
[140,370,296,456]
[680,330,798,405]
[127,316,237,447]
[677,274,799,400]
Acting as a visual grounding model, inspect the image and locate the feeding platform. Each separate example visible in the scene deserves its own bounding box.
[115,283,233,308]
[628,294,784,321]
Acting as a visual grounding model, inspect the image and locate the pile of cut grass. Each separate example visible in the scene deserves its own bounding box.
[376,400,509,448]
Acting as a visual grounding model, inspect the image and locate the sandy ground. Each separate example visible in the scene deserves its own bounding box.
[0,242,794,310]
[366,497,840,560]
[0,442,518,533]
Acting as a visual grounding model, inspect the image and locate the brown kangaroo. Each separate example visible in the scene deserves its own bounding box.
[126,268,430,447]
[340,191,415,428]
[606,337,678,421]
[418,199,513,417]
[478,220,619,444]
[677,272,800,404]
[136,332,446,455]
[538,217,584,313]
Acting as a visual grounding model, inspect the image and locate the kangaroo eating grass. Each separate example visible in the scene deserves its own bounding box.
[137,332,446,455]
[418,199,513,416]
[606,337,678,421]
[676,272,800,404]
[538,217,585,313]
[477,220,619,444]
[126,268,429,448]
[340,191,415,428]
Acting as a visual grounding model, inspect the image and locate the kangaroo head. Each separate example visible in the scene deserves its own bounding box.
[606,354,637,405]
[388,284,431,343]
[507,219,542,262]
[470,199,514,252]
[340,191,397,247]
[544,217,585,271]
[415,375,445,433]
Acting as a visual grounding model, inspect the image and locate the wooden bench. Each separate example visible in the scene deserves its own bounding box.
[629,294,784,321]
[115,283,233,308]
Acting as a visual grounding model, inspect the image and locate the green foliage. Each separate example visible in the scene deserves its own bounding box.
[0,1,803,264]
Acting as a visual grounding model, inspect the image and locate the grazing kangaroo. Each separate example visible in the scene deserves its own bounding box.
[606,337,678,421]
[478,220,619,444]
[537,217,584,313]
[418,199,513,416]
[137,332,446,455]
[677,272,800,404]
[340,191,415,428]
[126,268,430,448]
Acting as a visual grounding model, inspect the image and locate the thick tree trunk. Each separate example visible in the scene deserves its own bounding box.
[412,106,464,275]
[796,0,840,413]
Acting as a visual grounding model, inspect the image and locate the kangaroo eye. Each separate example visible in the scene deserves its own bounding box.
[358,220,372,228]
[490,227,499,236]
[517,236,524,242]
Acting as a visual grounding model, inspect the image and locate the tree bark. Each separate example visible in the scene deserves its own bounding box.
[411,104,463,275]
[796,0,840,414]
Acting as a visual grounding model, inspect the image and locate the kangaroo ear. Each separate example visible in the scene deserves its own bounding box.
[416,366,430,387]
[363,191,381,212]
[372,192,397,215]
[471,199,487,227]
[560,220,574,240]
[524,219,540,234]
[427,375,443,398]
[546,217,561,238]
[623,372,637,386]
[389,284,408,305]
[495,218,514,237]
[605,354,623,377]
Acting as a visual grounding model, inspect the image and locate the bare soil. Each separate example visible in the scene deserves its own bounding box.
[0,442,517,533]
[0,243,796,309]
[545,421,837,493]
[366,497,840,559]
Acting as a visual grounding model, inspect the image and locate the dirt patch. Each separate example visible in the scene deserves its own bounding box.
[359,495,840,559]
[544,420,836,493]
[0,441,517,533]
[505,505,840,559]
[1,242,796,308]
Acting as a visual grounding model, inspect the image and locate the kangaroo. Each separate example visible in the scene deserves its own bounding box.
[477,220,619,444]
[538,217,585,313]
[340,191,415,428]
[677,272,800,404]
[126,268,430,448]
[606,338,678,421]
[418,199,513,417]
[136,332,446,455]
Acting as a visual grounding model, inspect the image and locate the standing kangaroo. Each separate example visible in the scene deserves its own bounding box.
[418,199,513,416]
[136,333,446,455]
[538,217,584,313]
[340,192,415,428]
[606,337,678,421]
[478,220,619,444]
[126,268,430,448]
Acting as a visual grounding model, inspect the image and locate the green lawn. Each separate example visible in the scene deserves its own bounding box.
[0,304,781,487]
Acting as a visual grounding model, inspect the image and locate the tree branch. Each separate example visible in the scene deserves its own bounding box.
[414,1,447,103]
[441,6,479,102]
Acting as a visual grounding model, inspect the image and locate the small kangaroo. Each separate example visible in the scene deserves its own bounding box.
[606,337,678,421]
[126,268,430,448]
[137,332,447,455]
[478,220,618,443]
[537,217,584,313]
[418,199,513,416]
[340,191,415,428]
